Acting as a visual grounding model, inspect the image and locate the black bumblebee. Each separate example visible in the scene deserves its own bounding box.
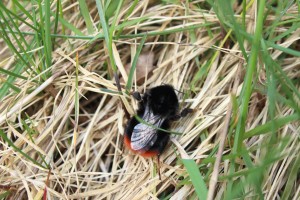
[124,85,191,157]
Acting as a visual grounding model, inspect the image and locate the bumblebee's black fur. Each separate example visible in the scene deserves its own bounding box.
[125,85,179,155]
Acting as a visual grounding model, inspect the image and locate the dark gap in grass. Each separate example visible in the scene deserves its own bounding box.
[236,0,243,6]
[291,39,300,52]
[102,146,115,174]
[246,91,267,126]
[270,1,278,8]
[157,184,175,200]
[52,177,64,194]
[197,1,212,10]
[23,102,44,118]
[117,159,125,171]
[184,135,202,153]
[52,145,67,165]
[5,126,18,143]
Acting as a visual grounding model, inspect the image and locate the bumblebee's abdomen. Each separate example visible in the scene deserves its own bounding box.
[124,118,170,157]
[124,133,159,157]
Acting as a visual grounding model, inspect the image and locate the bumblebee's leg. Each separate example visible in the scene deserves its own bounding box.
[169,108,193,121]
[157,155,161,181]
[180,108,193,117]
[131,91,142,101]
[169,114,181,121]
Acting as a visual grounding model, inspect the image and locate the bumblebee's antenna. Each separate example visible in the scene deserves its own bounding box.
[173,88,185,95]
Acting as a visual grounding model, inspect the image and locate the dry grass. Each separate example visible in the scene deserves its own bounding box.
[0,0,299,199]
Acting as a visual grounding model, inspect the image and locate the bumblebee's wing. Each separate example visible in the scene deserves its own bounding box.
[131,108,164,151]
[131,123,158,151]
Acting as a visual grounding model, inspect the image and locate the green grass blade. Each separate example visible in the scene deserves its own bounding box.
[0,191,11,199]
[12,0,33,20]
[58,0,65,35]
[52,0,60,49]
[0,63,24,100]
[0,12,35,99]
[118,23,214,39]
[37,0,47,79]
[282,154,300,200]
[44,0,52,74]
[105,0,119,20]
[262,42,277,144]
[78,0,94,34]
[0,6,29,50]
[50,11,85,36]
[1,22,213,41]
[182,159,208,199]
[265,39,300,57]
[270,22,300,42]
[265,0,294,40]
[95,0,117,72]
[244,114,300,139]
[240,31,300,57]
[0,130,47,169]
[2,80,21,93]
[21,119,36,142]
[23,113,49,168]
[30,0,47,77]
[0,68,27,80]
[260,40,300,102]
[233,0,265,153]
[109,0,123,38]
[226,0,266,198]
[96,0,122,92]
[0,4,33,67]
[1,3,37,31]
[191,28,231,92]
[99,88,120,95]
[115,0,139,38]
[75,53,79,128]
[240,147,264,199]
[215,0,247,59]
[190,60,211,92]
[241,0,246,29]
[108,0,123,70]
[125,34,147,92]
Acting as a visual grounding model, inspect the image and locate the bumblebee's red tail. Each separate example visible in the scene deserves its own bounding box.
[124,134,158,158]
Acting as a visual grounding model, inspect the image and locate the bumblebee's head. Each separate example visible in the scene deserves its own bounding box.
[148,85,179,116]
